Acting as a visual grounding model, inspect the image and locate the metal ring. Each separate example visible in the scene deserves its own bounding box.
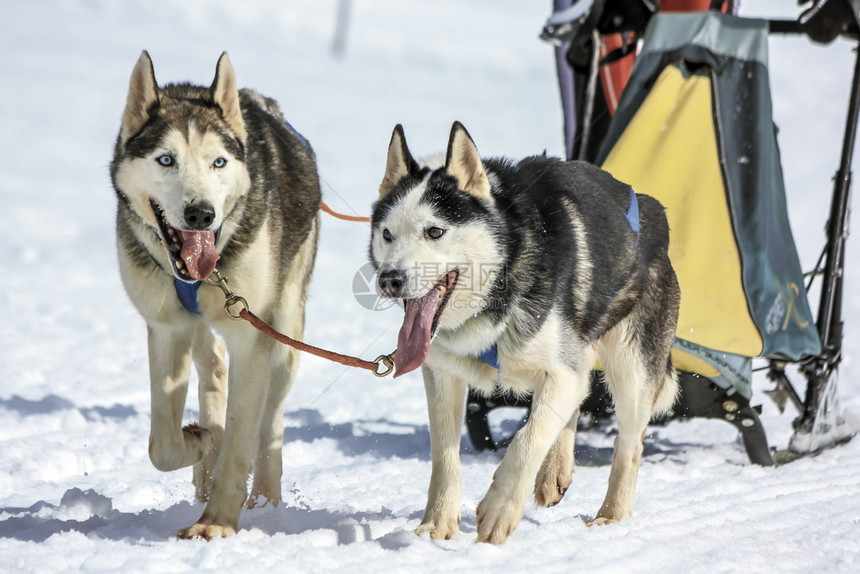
[373,353,395,378]
[224,295,249,320]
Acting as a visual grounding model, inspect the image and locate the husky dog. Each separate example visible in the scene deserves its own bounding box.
[369,122,680,544]
[111,51,320,539]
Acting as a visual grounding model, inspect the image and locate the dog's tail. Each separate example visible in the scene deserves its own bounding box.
[652,357,679,416]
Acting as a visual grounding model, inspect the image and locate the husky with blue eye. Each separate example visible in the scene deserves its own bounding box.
[368,121,680,544]
[111,51,320,539]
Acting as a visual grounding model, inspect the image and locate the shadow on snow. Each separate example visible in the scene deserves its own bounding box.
[0,397,681,545]
[0,394,137,422]
[0,487,416,548]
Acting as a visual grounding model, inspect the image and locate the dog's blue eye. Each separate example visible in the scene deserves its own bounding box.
[156,155,174,167]
[382,228,393,242]
[213,157,227,168]
[426,227,446,240]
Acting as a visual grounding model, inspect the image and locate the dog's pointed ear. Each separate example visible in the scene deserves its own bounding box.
[121,50,161,143]
[445,121,491,200]
[379,124,415,198]
[210,52,247,143]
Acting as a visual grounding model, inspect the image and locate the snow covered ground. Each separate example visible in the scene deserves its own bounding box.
[1,0,859,571]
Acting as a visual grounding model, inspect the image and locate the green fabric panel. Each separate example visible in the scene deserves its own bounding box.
[711,61,822,360]
[673,338,753,399]
[640,11,768,66]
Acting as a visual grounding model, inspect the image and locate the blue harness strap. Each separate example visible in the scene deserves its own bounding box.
[625,187,640,241]
[285,120,310,152]
[175,279,203,315]
[478,344,501,370]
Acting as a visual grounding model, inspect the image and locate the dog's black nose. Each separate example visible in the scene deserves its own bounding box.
[378,269,406,298]
[184,202,216,229]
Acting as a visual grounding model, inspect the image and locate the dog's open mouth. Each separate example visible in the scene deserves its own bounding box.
[394,269,459,378]
[151,200,220,282]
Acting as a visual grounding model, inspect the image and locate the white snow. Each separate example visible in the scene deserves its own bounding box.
[2,0,859,571]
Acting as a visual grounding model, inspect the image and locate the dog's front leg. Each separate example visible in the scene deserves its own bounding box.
[248,343,300,508]
[147,323,215,473]
[415,365,467,540]
[476,367,586,544]
[190,323,228,502]
[177,331,273,540]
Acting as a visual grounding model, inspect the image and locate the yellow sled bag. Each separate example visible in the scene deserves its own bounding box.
[597,12,821,399]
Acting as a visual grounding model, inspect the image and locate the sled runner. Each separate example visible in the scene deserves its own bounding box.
[466,0,857,464]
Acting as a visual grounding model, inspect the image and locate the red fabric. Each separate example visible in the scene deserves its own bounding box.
[598,33,636,115]
[598,1,733,115]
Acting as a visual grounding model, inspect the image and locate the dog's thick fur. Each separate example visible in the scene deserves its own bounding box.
[369,122,680,544]
[111,51,320,539]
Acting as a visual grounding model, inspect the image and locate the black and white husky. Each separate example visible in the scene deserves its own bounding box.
[111,51,320,539]
[369,122,680,544]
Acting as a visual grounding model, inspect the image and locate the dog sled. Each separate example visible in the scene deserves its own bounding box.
[466,0,857,464]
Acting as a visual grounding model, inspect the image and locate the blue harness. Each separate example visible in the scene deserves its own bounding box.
[476,187,640,369]
[175,279,203,314]
[285,120,310,152]
[478,344,501,370]
[172,120,310,315]
[624,186,640,244]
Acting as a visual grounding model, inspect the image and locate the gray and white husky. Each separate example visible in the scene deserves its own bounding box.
[369,122,680,544]
[111,51,320,539]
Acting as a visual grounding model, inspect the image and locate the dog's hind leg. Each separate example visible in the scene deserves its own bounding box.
[534,408,579,507]
[248,235,315,509]
[416,366,467,540]
[590,358,648,525]
[147,323,215,473]
[590,318,676,526]
[191,324,227,502]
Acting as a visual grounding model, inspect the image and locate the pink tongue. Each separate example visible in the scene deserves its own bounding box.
[395,288,441,378]
[177,230,220,280]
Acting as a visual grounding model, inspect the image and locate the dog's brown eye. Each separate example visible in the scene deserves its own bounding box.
[426,227,446,240]
[382,228,393,242]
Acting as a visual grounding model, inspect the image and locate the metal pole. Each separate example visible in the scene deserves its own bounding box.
[798,41,860,432]
[578,29,602,161]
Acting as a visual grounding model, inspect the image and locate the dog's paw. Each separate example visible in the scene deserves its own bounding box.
[177,522,236,540]
[475,485,525,544]
[586,516,620,527]
[534,479,569,508]
[534,461,572,508]
[415,517,460,540]
[182,423,215,457]
[149,423,214,472]
[587,501,631,527]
